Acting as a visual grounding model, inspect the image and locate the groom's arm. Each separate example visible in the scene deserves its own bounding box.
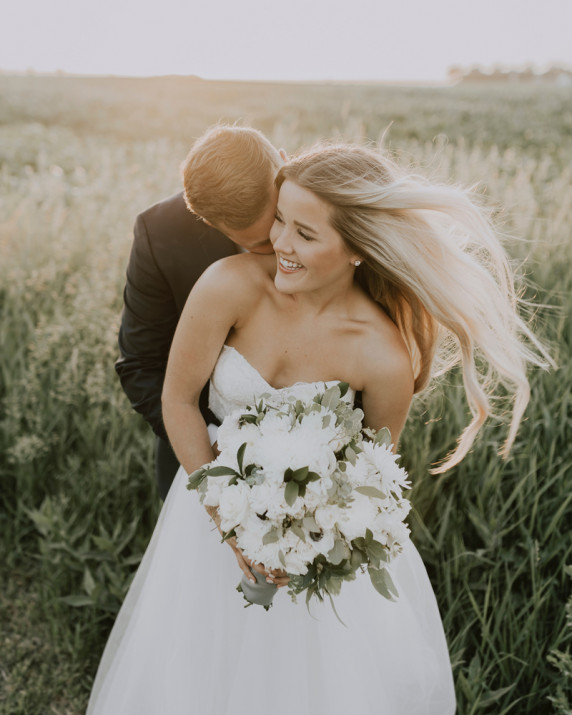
[115,211,178,442]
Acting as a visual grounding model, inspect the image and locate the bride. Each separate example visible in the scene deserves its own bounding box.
[87,143,548,714]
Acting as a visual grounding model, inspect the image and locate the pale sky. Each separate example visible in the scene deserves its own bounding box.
[2,0,571,81]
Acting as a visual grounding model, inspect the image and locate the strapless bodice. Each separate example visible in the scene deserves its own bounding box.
[208,345,355,422]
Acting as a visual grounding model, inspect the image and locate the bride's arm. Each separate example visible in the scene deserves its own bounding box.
[162,255,284,585]
[162,257,247,474]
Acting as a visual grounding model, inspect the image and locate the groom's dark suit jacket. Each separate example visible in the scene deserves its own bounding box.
[115,192,237,443]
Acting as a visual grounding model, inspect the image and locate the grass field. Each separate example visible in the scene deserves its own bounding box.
[0,75,571,714]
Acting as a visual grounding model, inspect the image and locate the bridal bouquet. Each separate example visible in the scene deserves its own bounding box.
[187,382,411,613]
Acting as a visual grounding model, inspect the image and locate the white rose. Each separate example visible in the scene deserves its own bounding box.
[314,504,342,531]
[218,481,251,532]
[202,476,225,508]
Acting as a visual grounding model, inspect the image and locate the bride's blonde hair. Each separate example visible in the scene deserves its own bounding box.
[276,144,552,472]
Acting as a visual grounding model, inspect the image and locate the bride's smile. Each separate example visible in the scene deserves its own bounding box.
[277,255,304,273]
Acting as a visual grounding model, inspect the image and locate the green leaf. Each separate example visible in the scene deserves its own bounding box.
[278,550,287,568]
[292,466,309,483]
[206,466,240,477]
[374,427,392,448]
[321,385,341,411]
[83,568,96,596]
[365,528,373,545]
[366,539,388,564]
[369,567,399,600]
[338,461,347,472]
[303,515,319,532]
[345,446,357,466]
[307,471,321,482]
[291,523,306,542]
[221,528,236,543]
[350,548,363,568]
[328,539,349,565]
[60,595,93,608]
[187,468,207,490]
[284,480,300,506]
[283,467,293,482]
[338,381,349,397]
[237,442,247,473]
[262,529,280,544]
[322,414,332,429]
[355,486,387,500]
[239,413,258,425]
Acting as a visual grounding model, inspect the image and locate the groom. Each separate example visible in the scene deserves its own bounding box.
[115,125,284,499]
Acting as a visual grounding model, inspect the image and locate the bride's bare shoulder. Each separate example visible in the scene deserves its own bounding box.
[194,252,275,305]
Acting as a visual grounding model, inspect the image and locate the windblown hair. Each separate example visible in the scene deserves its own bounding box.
[277,144,552,472]
[182,125,282,230]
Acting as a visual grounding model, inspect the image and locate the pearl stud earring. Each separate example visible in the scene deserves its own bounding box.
[354,260,362,267]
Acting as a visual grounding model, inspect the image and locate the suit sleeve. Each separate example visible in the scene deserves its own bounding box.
[115,212,178,442]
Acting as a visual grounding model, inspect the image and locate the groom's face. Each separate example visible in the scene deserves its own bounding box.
[216,187,278,255]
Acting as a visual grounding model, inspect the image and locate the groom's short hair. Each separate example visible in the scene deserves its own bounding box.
[182,125,282,230]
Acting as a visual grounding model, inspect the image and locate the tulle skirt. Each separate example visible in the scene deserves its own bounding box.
[87,463,456,715]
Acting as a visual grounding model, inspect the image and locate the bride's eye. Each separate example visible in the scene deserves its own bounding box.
[274,214,283,224]
[298,229,314,241]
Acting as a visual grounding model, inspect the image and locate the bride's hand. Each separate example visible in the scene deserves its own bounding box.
[205,505,289,587]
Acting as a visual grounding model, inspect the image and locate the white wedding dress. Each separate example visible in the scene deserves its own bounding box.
[87,346,456,714]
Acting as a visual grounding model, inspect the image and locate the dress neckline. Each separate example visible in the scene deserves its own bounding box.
[221,345,349,394]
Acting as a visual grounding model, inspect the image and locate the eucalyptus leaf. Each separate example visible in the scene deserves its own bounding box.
[338,381,350,397]
[328,539,349,565]
[187,468,207,490]
[367,539,388,564]
[237,442,247,473]
[262,529,280,545]
[355,486,387,500]
[206,466,240,477]
[284,480,299,506]
[303,515,319,532]
[292,466,309,483]
[221,528,236,543]
[350,548,363,568]
[291,524,306,542]
[369,567,399,600]
[279,550,287,568]
[345,446,357,466]
[239,413,258,425]
[374,427,392,448]
[321,385,341,411]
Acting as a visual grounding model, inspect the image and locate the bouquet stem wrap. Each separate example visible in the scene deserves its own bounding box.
[239,567,277,609]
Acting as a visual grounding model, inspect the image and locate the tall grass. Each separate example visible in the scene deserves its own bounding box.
[0,77,570,714]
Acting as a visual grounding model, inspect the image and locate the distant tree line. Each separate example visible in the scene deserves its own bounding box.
[448,64,572,86]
